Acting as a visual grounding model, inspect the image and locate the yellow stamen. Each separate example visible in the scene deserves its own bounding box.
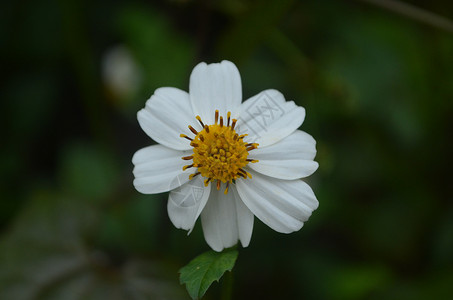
[182,164,193,171]
[180,111,259,194]
[189,172,200,180]
[180,134,193,141]
[231,119,237,130]
[196,115,204,127]
[188,125,198,135]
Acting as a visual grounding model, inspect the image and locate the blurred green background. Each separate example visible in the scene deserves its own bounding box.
[1,0,453,299]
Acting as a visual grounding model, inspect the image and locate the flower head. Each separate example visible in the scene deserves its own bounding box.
[133,61,319,251]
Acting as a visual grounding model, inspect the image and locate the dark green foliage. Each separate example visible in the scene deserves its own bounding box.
[1,0,453,299]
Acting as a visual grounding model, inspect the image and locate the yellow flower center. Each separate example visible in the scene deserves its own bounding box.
[180,110,258,194]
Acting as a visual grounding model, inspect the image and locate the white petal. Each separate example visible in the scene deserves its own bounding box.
[236,170,318,234]
[236,89,305,147]
[167,176,210,232]
[132,144,194,194]
[201,185,254,251]
[231,186,254,248]
[249,130,319,180]
[137,87,200,151]
[189,61,242,125]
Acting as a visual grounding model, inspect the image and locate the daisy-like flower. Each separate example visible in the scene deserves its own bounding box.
[133,60,319,251]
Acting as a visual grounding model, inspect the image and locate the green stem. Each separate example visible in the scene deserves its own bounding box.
[220,269,234,300]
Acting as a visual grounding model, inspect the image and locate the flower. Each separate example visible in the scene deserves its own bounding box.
[132,60,319,251]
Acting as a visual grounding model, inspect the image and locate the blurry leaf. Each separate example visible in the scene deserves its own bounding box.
[0,0,62,60]
[432,210,453,267]
[319,13,427,147]
[3,71,58,141]
[179,249,238,299]
[217,0,294,62]
[116,4,195,114]
[0,189,188,300]
[96,194,163,253]
[374,270,453,300]
[352,188,433,264]
[240,52,290,97]
[0,190,96,300]
[59,0,108,141]
[58,142,121,201]
[330,264,393,300]
[213,0,248,15]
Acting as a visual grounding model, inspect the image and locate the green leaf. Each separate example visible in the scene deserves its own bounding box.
[58,142,120,201]
[0,190,188,300]
[179,249,239,300]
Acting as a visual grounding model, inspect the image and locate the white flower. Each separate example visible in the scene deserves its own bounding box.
[102,45,142,99]
[132,60,319,251]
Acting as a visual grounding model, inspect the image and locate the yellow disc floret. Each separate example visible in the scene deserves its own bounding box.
[180,110,258,194]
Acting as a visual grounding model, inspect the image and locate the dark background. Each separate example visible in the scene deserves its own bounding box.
[1,0,453,299]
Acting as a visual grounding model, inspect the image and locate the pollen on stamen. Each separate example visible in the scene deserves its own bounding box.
[180,134,193,141]
[237,171,247,179]
[231,119,237,130]
[183,164,193,171]
[180,110,259,194]
[188,125,198,135]
[196,115,204,127]
[189,172,200,180]
[238,168,252,179]
[246,144,258,151]
[224,183,229,195]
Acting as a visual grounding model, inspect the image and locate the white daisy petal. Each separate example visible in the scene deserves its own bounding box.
[231,185,254,248]
[133,60,319,250]
[249,130,319,180]
[137,87,200,151]
[167,176,210,232]
[237,89,305,147]
[201,185,253,252]
[189,60,242,124]
[132,144,194,194]
[236,170,318,234]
